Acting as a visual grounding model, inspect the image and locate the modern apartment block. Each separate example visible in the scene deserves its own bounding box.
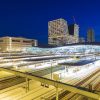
[0,36,38,52]
[48,18,79,46]
[87,29,95,42]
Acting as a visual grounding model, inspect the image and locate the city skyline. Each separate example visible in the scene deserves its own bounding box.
[0,0,100,44]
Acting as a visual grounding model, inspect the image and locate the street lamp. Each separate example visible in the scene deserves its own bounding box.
[50,60,53,79]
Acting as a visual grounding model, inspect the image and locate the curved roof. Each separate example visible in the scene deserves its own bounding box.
[24,45,100,55]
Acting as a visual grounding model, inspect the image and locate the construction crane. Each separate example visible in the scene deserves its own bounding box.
[73,16,76,24]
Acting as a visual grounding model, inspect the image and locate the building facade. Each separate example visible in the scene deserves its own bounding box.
[48,18,79,46]
[79,37,85,43]
[87,29,95,42]
[48,18,69,46]
[0,36,38,52]
[68,24,79,43]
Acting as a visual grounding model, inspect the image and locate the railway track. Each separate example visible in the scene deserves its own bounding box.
[37,67,100,100]
[61,69,100,100]
[0,76,25,90]
[0,60,99,100]
[18,66,99,100]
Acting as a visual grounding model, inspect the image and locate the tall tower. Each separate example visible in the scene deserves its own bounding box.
[48,18,69,46]
[68,16,79,43]
[68,24,79,43]
[87,28,95,42]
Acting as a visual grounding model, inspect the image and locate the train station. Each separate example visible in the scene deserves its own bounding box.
[0,44,99,100]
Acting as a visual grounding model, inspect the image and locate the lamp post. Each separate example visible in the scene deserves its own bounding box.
[56,86,58,100]
[50,60,53,79]
[26,77,29,93]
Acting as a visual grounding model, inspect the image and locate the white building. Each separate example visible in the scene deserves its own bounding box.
[0,36,38,52]
[48,18,79,46]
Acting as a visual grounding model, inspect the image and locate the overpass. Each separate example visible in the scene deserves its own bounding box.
[0,67,99,100]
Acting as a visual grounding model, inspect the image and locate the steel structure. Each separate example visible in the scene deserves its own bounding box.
[25,45,100,55]
[0,67,99,100]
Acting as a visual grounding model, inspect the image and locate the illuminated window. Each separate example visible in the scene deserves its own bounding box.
[12,40,20,42]
[23,40,32,43]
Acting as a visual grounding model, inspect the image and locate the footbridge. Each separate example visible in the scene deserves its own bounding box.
[0,67,99,100]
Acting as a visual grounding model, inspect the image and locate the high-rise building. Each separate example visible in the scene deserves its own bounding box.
[87,29,95,42]
[68,24,79,43]
[48,18,69,46]
[48,18,79,46]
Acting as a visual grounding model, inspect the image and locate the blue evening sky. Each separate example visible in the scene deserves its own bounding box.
[0,0,100,44]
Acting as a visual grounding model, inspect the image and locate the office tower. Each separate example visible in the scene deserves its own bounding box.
[87,29,95,42]
[68,24,79,43]
[48,18,69,46]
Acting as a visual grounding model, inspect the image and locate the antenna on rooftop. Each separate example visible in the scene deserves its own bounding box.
[73,16,76,24]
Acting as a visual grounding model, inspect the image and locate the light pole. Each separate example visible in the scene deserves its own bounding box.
[50,60,53,79]
[26,77,29,93]
[56,86,58,100]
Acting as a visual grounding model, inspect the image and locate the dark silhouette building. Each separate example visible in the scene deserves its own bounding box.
[68,24,79,36]
[68,24,79,43]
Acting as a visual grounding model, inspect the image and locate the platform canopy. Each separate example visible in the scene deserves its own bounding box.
[24,45,100,55]
[58,59,96,66]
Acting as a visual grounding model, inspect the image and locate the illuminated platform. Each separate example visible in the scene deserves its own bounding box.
[0,67,99,100]
[25,45,100,55]
[0,44,99,100]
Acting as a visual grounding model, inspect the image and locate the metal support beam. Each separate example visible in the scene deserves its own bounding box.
[50,60,53,79]
[0,67,100,100]
[26,78,28,93]
[56,86,58,100]
[26,78,29,93]
[28,79,29,91]
[51,65,53,79]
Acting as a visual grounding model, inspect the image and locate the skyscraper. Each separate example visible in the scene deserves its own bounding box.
[68,24,79,43]
[48,18,69,46]
[87,28,95,42]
